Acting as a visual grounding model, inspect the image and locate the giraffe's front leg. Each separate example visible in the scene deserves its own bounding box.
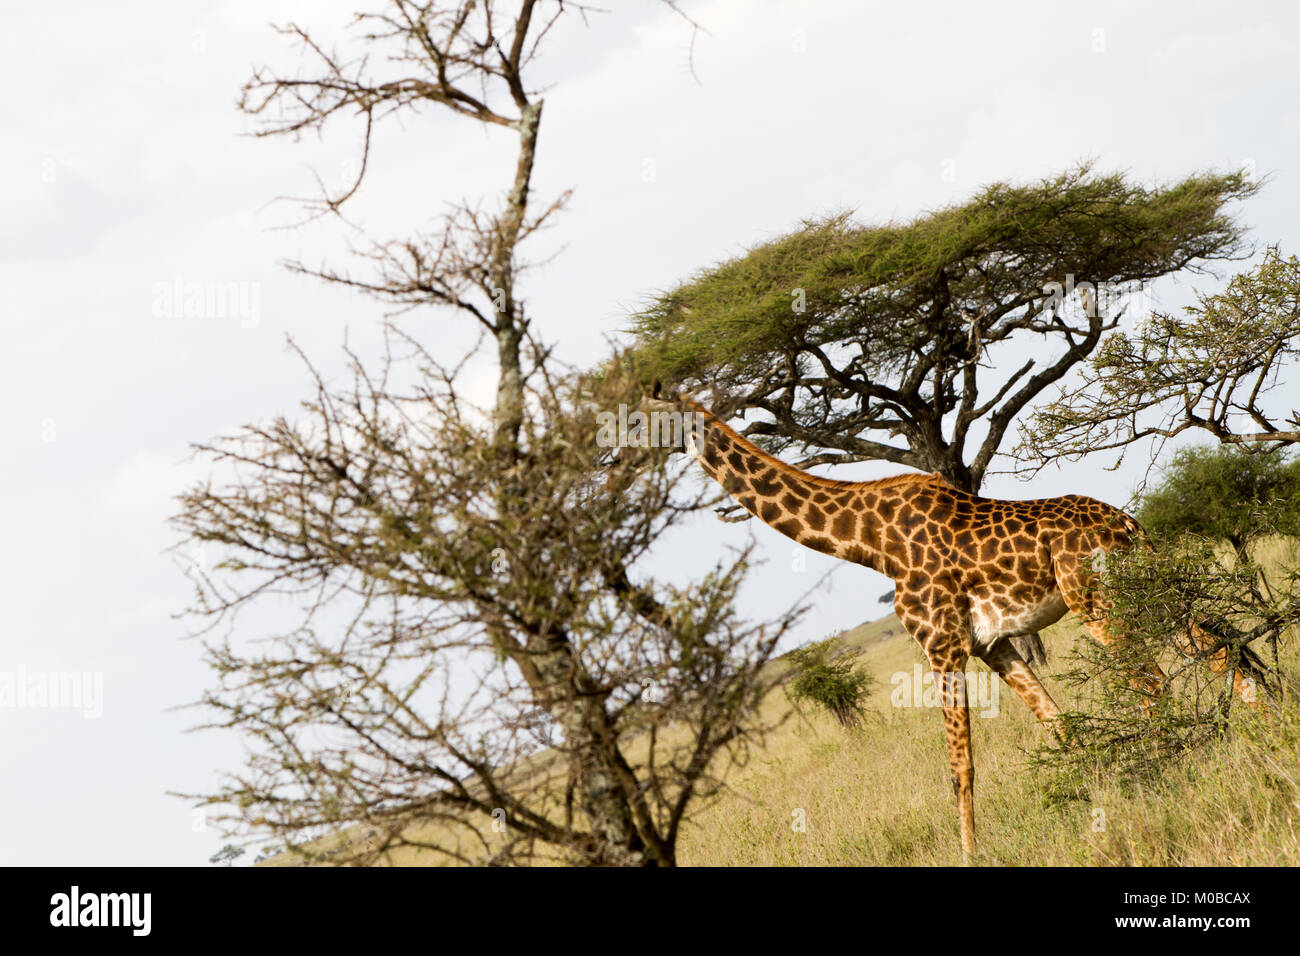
[896,581,977,859]
[933,658,976,860]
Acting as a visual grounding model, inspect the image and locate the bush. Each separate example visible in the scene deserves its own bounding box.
[1032,530,1296,803]
[785,639,875,729]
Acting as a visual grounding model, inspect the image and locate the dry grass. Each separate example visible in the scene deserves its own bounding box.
[678,615,1300,866]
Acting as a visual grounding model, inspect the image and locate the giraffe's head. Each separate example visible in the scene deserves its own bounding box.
[599,379,707,492]
[624,379,698,452]
[643,377,675,412]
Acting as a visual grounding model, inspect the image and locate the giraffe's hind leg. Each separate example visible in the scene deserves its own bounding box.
[1052,548,1167,707]
[1177,620,1267,706]
[981,639,1061,728]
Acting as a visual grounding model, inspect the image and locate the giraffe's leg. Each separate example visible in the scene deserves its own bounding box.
[934,661,976,860]
[981,639,1061,729]
[1177,620,1266,706]
[895,580,976,859]
[1052,551,1167,709]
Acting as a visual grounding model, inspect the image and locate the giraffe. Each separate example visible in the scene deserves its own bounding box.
[652,392,1265,858]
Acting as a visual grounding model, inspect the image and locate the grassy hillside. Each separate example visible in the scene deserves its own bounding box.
[679,611,1300,866]
[262,541,1300,867]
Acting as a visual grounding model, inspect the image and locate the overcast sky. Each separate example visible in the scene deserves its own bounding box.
[3,0,1298,865]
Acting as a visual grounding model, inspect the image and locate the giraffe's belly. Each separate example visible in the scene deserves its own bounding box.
[968,590,1068,651]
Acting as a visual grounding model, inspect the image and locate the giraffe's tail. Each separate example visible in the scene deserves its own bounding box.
[1008,632,1049,668]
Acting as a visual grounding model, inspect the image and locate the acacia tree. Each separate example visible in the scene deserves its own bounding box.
[177,346,797,866]
[1019,246,1300,470]
[631,165,1259,492]
[175,0,795,867]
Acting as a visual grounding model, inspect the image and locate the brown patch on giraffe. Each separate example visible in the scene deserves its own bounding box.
[774,518,803,539]
[780,474,806,495]
[805,505,826,532]
[831,510,857,540]
[900,510,926,533]
[805,534,837,554]
[752,470,781,497]
[841,543,868,563]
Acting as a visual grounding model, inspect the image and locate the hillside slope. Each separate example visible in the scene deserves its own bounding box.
[679,611,1300,866]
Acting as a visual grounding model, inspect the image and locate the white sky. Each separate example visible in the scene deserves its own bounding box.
[2,0,1298,865]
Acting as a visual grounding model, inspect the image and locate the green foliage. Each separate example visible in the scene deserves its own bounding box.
[628,161,1258,490]
[785,639,875,729]
[633,163,1256,389]
[1021,246,1300,466]
[1138,444,1300,554]
[1031,539,1287,802]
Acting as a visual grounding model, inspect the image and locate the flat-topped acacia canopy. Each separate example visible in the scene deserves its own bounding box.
[631,162,1259,492]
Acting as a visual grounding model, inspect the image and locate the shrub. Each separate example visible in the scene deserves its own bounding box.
[785,639,875,729]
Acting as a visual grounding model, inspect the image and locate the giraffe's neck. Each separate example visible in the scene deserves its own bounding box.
[681,401,914,577]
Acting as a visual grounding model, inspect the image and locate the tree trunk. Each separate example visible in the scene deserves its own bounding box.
[490,100,655,866]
